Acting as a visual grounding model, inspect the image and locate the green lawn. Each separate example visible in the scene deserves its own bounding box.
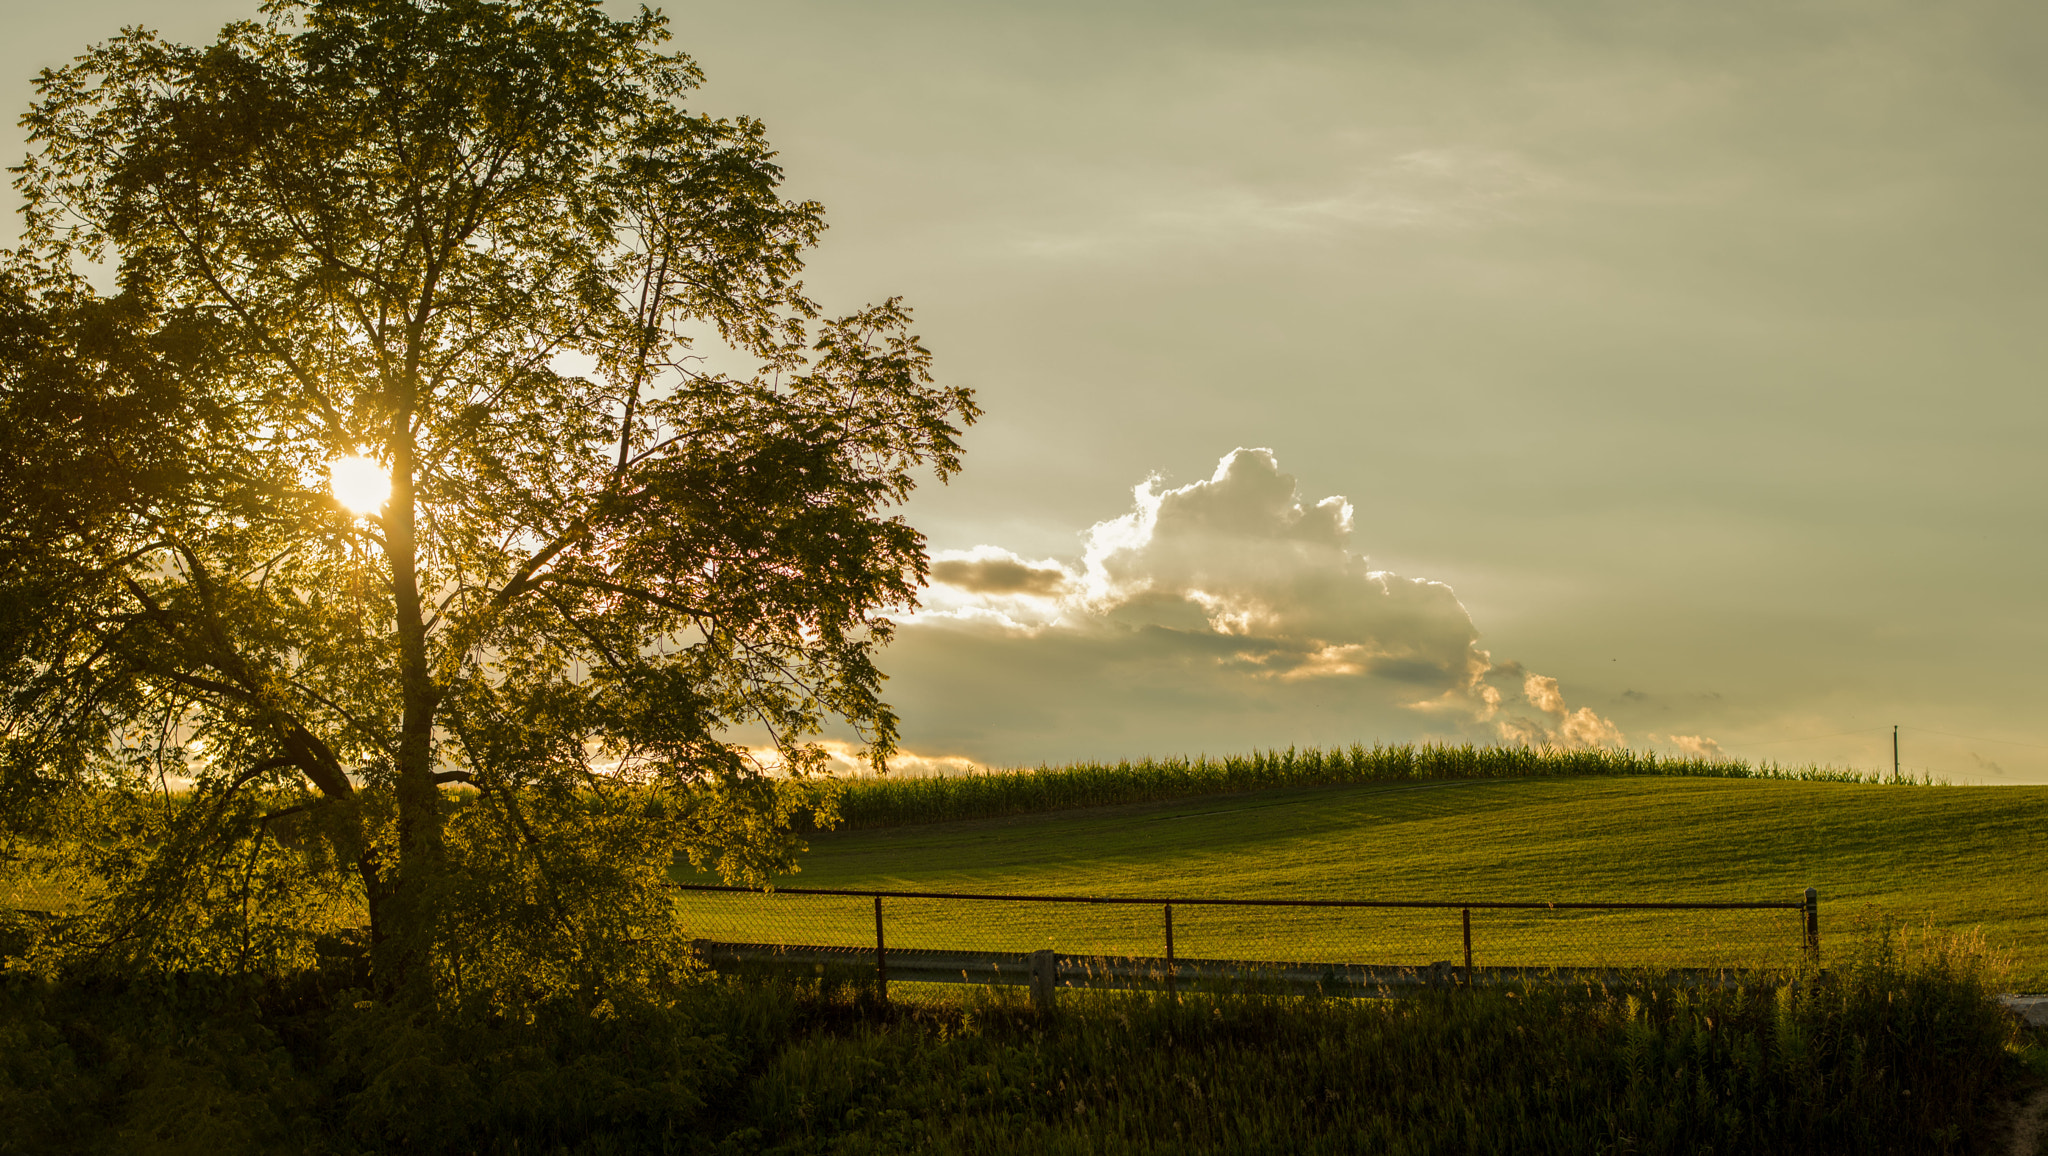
[676,776,2048,984]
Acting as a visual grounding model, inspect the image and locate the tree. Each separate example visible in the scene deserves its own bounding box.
[0,0,976,997]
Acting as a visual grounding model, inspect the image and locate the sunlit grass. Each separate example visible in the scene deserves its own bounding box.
[679,766,2048,987]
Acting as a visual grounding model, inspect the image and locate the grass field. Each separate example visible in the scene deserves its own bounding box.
[677,775,2048,985]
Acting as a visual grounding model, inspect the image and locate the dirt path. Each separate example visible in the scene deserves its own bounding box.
[2006,1084,2048,1156]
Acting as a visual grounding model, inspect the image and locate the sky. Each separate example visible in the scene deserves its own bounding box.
[9,0,2046,782]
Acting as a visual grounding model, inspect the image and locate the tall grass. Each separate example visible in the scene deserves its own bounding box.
[0,923,2029,1154]
[832,742,1922,829]
[720,923,2027,1155]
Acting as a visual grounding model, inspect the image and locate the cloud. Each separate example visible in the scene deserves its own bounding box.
[1497,673,1629,750]
[1652,733,1726,761]
[929,551,1071,597]
[916,545,1073,632]
[1010,147,1559,260]
[746,740,990,779]
[1522,674,1568,715]
[1068,448,1486,688]
[891,448,1621,762]
[1150,149,1556,235]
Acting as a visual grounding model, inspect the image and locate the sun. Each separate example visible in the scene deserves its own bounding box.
[328,455,391,516]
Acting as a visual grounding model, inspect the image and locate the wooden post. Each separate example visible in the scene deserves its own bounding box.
[873,893,887,1003]
[1803,887,1820,963]
[1164,903,1176,993]
[1030,948,1057,1014]
[1462,907,1473,985]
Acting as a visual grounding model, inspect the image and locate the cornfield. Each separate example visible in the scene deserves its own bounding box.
[833,742,1918,829]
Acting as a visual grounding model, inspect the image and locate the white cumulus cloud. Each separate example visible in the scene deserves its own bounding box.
[1497,673,1628,749]
[1652,733,1727,761]
[888,448,1621,762]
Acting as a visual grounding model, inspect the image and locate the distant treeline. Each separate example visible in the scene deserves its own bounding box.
[831,743,1921,829]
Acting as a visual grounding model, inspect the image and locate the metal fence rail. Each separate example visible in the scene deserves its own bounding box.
[5,874,1820,1005]
[675,883,1820,1006]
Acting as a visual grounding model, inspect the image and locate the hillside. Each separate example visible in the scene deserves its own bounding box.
[678,775,2048,985]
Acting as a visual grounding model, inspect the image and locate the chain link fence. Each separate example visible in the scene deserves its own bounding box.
[4,872,1815,986]
[2,871,369,941]
[0,874,91,914]
[676,884,1818,995]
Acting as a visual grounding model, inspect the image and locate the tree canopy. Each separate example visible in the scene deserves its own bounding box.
[0,0,976,998]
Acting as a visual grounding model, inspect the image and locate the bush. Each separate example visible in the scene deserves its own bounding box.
[0,923,2025,1154]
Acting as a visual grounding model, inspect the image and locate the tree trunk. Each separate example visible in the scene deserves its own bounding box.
[375,426,446,996]
[359,851,393,980]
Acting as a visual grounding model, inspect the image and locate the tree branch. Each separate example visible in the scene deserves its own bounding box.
[537,573,705,617]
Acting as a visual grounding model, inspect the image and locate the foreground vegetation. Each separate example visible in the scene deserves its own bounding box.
[10,749,2045,1151]
[0,925,2037,1155]
[831,742,1925,828]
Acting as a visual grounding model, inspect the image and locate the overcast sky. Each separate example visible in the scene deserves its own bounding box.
[11,0,2046,781]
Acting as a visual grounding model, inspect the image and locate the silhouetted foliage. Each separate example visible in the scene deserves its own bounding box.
[0,0,976,998]
[0,926,2029,1154]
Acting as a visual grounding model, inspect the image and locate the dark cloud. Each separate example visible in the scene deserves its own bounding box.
[928,556,1070,596]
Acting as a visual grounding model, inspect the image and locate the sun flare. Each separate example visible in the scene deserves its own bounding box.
[328,455,391,516]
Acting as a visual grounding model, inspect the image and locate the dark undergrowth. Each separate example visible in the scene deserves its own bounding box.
[829,743,1931,830]
[0,926,2038,1155]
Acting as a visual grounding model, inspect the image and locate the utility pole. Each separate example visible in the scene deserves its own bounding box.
[1893,725,1900,782]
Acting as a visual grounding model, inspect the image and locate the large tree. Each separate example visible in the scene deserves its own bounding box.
[0,0,975,996]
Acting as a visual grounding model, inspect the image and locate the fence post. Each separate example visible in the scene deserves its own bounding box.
[874,893,888,1003]
[1164,903,1176,993]
[1030,949,1057,1014]
[1803,887,1819,964]
[1462,908,1473,985]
